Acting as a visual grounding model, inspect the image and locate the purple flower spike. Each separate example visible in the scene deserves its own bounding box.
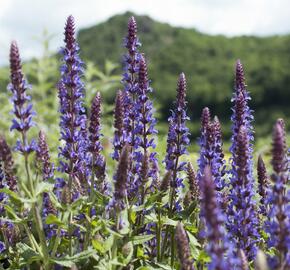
[36,131,54,181]
[257,155,269,216]
[265,119,289,269]
[197,109,226,206]
[112,90,126,161]
[228,126,259,260]
[227,60,259,260]
[175,222,195,270]
[201,165,233,270]
[113,144,130,212]
[235,59,246,91]
[88,92,106,186]
[8,41,36,154]
[164,73,190,186]
[186,162,199,201]
[122,16,141,141]
[0,164,5,213]
[58,16,87,197]
[0,136,17,192]
[132,55,158,195]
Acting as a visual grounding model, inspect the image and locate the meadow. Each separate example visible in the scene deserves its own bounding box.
[0,15,289,270]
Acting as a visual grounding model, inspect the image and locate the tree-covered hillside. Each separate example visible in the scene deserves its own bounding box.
[78,12,290,136]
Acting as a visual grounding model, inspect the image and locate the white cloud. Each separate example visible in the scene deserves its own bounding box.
[0,0,289,65]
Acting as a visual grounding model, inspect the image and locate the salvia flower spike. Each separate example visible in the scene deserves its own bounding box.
[0,136,17,192]
[175,222,195,270]
[122,16,141,141]
[228,126,260,259]
[36,131,54,181]
[164,73,190,189]
[227,61,259,260]
[257,154,269,217]
[186,162,199,201]
[57,15,87,198]
[112,90,126,161]
[8,41,36,154]
[265,119,289,268]
[201,165,233,270]
[88,92,106,189]
[113,144,130,212]
[132,54,158,195]
[198,110,226,206]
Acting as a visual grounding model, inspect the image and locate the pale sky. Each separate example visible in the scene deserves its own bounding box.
[1,0,290,65]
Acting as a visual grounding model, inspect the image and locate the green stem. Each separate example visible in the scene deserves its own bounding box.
[84,156,96,250]
[170,227,175,267]
[156,204,162,262]
[24,154,50,269]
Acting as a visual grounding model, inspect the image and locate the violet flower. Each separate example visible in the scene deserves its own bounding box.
[257,155,269,217]
[0,136,17,192]
[227,126,259,260]
[88,92,106,190]
[164,73,190,188]
[265,119,289,269]
[36,131,57,238]
[186,162,199,202]
[8,41,36,154]
[57,16,87,198]
[227,60,259,260]
[197,109,226,206]
[0,164,5,214]
[197,107,211,181]
[175,222,195,270]
[36,131,54,181]
[112,90,126,161]
[201,165,233,270]
[132,55,158,196]
[112,145,130,212]
[122,16,141,142]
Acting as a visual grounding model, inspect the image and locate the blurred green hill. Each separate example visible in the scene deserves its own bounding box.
[0,12,289,141]
[78,12,290,136]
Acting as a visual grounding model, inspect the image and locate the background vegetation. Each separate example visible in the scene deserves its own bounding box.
[0,12,289,154]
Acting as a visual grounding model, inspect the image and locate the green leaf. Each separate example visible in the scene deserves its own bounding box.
[17,243,41,264]
[154,262,173,270]
[51,249,95,267]
[50,259,74,267]
[187,231,200,259]
[45,214,65,227]
[129,234,154,246]
[103,235,114,252]
[197,250,211,263]
[163,217,178,227]
[48,191,62,209]
[35,182,54,197]
[92,239,106,254]
[0,188,35,205]
[4,205,22,223]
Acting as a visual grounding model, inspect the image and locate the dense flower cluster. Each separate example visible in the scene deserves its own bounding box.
[197,107,226,206]
[88,92,106,190]
[265,120,290,269]
[165,73,190,187]
[227,61,259,260]
[57,15,87,199]
[200,165,234,270]
[0,15,288,270]
[8,41,36,154]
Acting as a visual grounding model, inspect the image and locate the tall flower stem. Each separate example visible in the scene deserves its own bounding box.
[162,73,189,262]
[9,41,49,269]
